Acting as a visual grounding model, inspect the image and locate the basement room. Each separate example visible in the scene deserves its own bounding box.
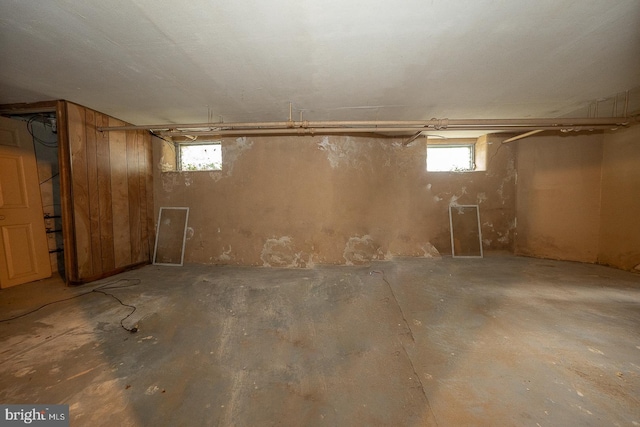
[0,0,639,425]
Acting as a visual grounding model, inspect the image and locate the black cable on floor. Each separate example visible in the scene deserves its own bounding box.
[0,279,141,333]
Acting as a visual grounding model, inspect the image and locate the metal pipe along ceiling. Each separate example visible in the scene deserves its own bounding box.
[97,117,631,136]
[159,125,620,137]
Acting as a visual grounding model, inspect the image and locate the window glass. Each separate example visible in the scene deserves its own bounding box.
[179,143,222,171]
[426,145,474,172]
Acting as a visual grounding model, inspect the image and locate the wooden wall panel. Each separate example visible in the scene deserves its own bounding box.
[145,134,155,259]
[127,131,142,264]
[85,109,103,273]
[96,113,115,272]
[67,103,93,278]
[137,132,150,261]
[61,102,154,283]
[109,119,132,269]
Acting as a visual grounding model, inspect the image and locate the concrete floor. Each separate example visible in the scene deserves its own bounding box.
[0,255,639,426]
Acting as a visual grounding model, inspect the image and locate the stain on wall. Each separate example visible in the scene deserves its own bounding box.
[261,236,312,268]
[343,235,381,265]
[153,134,516,267]
[222,137,254,177]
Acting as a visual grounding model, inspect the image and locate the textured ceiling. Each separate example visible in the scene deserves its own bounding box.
[1,0,639,126]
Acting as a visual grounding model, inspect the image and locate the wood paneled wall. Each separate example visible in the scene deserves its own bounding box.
[62,102,154,283]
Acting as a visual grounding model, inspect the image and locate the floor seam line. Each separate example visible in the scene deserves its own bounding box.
[372,269,415,342]
[372,269,439,425]
[400,337,439,426]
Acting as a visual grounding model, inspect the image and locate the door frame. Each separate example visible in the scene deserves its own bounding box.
[0,100,76,285]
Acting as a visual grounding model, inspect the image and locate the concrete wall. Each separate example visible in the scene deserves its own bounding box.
[515,126,640,272]
[154,134,516,267]
[598,125,640,271]
[515,132,604,263]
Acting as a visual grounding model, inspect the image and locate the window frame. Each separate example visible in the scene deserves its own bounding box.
[426,142,476,172]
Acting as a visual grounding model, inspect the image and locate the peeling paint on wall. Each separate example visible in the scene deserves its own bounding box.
[502,219,517,244]
[208,171,223,182]
[448,187,467,206]
[261,236,310,268]
[161,173,179,192]
[185,227,194,240]
[482,222,494,246]
[343,235,378,265]
[383,141,419,172]
[159,157,174,172]
[317,136,361,169]
[222,137,254,176]
[496,158,516,203]
[316,136,416,172]
[421,242,441,258]
[155,134,518,266]
[218,246,232,261]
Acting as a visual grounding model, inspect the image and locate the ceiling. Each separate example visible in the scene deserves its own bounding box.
[1,0,640,129]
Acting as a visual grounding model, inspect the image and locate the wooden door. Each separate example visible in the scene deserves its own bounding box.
[0,116,52,287]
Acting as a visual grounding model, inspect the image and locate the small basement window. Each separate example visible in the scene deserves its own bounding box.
[426,144,475,172]
[179,142,222,171]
